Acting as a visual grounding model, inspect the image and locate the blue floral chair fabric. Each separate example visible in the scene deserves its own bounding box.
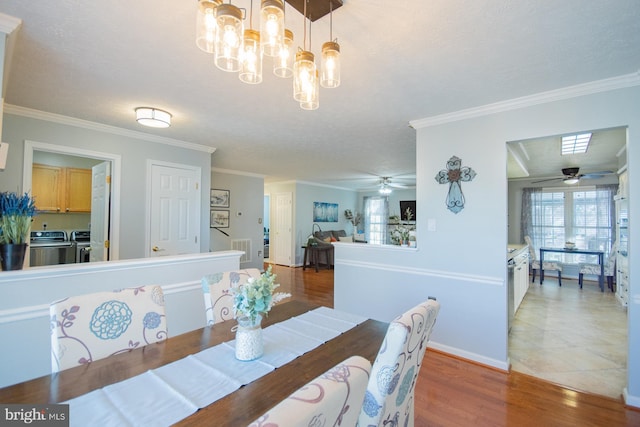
[579,241,617,290]
[202,269,262,325]
[50,285,167,373]
[248,355,372,427]
[525,235,563,285]
[358,299,440,427]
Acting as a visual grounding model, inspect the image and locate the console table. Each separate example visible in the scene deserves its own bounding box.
[302,245,333,272]
[540,247,605,291]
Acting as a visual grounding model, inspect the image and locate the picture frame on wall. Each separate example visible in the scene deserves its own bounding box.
[210,210,230,228]
[210,189,230,208]
[313,202,339,222]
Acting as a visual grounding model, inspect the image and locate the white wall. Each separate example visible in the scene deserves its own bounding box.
[210,169,265,270]
[335,80,640,406]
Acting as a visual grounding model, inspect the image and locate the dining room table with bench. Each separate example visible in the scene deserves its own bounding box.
[0,300,388,427]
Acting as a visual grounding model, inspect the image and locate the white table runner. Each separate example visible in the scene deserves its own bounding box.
[65,307,367,427]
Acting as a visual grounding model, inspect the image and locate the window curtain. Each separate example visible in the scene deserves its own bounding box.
[595,184,618,256]
[520,187,542,246]
[363,196,389,245]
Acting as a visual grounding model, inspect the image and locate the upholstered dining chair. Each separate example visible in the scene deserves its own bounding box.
[202,269,261,325]
[524,235,563,286]
[248,355,371,427]
[358,299,440,427]
[50,285,167,372]
[579,241,617,290]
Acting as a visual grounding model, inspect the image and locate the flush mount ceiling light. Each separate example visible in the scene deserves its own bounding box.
[135,107,172,128]
[563,177,580,185]
[195,0,343,110]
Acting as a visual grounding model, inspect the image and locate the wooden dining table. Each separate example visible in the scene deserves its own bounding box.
[0,300,388,426]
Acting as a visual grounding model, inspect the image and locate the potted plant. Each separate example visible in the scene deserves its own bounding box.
[0,192,37,271]
[230,266,290,360]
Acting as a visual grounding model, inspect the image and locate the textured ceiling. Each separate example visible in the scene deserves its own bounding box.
[1,0,639,189]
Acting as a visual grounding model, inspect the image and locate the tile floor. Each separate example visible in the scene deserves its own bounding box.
[509,276,628,399]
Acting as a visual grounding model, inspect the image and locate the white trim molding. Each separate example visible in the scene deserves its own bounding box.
[4,104,216,154]
[410,72,640,129]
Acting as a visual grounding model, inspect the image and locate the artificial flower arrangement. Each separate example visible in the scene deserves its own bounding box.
[0,192,37,244]
[231,266,291,324]
[344,209,362,228]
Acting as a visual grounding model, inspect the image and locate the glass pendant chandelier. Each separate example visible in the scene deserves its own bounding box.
[293,50,316,102]
[240,29,262,83]
[274,28,294,78]
[239,1,262,84]
[300,70,319,110]
[214,3,244,72]
[196,0,222,53]
[260,0,284,57]
[321,1,340,88]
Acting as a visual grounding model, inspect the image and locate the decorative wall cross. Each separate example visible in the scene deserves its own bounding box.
[435,156,477,214]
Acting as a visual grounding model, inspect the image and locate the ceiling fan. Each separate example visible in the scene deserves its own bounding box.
[532,167,613,185]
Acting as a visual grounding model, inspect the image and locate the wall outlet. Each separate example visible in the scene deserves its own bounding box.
[258,250,262,257]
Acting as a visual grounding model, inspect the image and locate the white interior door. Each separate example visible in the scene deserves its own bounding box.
[149,163,201,257]
[273,192,292,266]
[90,161,111,262]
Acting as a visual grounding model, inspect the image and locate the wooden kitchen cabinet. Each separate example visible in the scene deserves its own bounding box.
[32,164,92,213]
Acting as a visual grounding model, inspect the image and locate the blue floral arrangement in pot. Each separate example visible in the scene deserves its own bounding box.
[0,192,37,271]
[230,266,290,360]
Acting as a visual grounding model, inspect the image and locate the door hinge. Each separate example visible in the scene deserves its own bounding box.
[104,240,110,248]
[195,236,198,243]
[106,175,111,184]
[195,182,199,190]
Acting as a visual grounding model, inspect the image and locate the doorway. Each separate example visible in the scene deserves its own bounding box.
[264,194,270,261]
[23,140,121,260]
[506,128,628,398]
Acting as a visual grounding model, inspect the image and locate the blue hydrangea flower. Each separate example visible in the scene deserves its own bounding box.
[90,300,132,340]
[362,390,382,417]
[143,311,162,329]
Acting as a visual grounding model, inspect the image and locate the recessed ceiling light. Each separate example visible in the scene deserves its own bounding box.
[561,133,591,155]
[135,107,172,128]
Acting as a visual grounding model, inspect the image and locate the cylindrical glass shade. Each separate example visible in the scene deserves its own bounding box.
[215,3,244,72]
[196,0,221,53]
[260,0,284,57]
[239,29,263,84]
[273,29,294,78]
[293,50,316,102]
[300,70,319,110]
[321,41,340,88]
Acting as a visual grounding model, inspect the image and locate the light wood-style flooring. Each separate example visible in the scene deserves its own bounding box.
[267,262,640,426]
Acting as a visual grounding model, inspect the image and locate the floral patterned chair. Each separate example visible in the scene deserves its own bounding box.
[579,241,617,290]
[248,355,372,427]
[525,235,563,285]
[50,285,167,372]
[358,299,440,427]
[202,269,262,325]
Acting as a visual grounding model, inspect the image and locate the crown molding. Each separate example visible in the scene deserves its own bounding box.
[3,104,216,154]
[0,13,22,35]
[410,71,640,129]
[211,166,265,179]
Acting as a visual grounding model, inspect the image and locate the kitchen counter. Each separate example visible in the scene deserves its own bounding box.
[507,244,528,262]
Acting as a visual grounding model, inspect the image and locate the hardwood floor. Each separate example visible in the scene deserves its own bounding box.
[266,262,640,426]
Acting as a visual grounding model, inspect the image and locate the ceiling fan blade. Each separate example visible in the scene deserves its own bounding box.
[532,177,563,184]
[580,170,614,179]
[388,183,409,188]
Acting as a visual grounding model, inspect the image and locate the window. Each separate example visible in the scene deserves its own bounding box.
[525,185,617,263]
[363,196,388,245]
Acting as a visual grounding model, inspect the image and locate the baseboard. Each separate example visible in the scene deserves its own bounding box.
[428,341,509,371]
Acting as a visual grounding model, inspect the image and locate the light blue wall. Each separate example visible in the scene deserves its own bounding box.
[210,170,265,270]
[0,113,212,259]
[336,83,640,405]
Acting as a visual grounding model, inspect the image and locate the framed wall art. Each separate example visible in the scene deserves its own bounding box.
[313,202,339,222]
[210,210,230,228]
[210,189,230,208]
